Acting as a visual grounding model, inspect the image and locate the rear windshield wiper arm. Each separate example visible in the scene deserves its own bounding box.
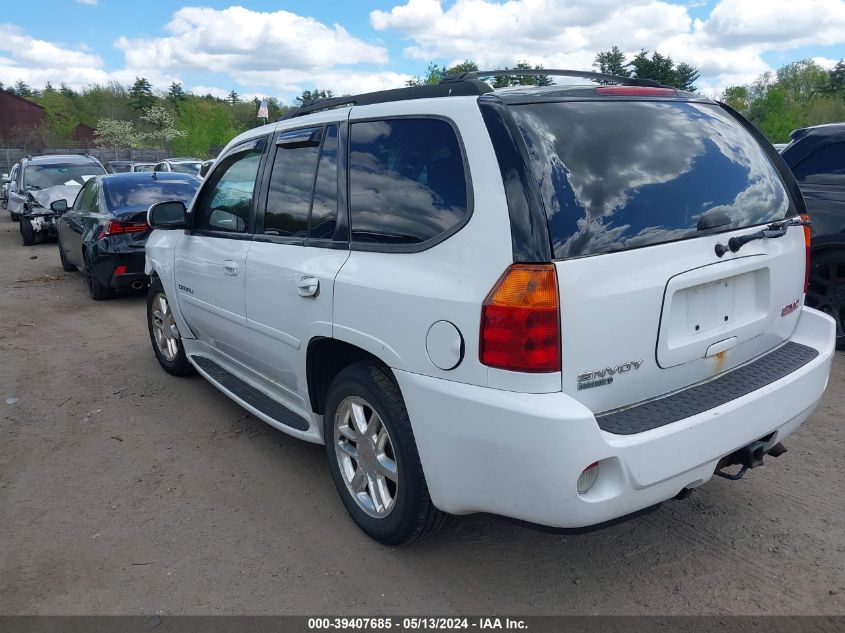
[715,217,810,257]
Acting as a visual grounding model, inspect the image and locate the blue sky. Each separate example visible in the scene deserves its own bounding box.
[1,0,844,103]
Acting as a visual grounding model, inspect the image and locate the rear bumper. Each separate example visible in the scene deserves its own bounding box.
[90,243,147,288]
[396,306,836,529]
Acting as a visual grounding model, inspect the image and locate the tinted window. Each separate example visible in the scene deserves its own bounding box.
[512,101,791,259]
[24,163,105,190]
[105,178,199,212]
[264,128,322,237]
[194,143,263,234]
[793,143,845,185]
[310,126,339,240]
[349,118,468,245]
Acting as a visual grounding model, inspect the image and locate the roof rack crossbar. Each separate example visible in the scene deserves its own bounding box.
[280,80,493,120]
[442,69,666,88]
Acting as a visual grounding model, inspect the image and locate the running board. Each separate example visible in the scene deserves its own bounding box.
[190,355,310,432]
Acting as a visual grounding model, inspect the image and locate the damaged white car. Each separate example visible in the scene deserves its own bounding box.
[10,154,106,245]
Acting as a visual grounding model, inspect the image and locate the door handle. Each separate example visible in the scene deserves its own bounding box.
[223,260,238,276]
[298,276,319,297]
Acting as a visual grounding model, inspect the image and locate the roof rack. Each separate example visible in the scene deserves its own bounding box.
[442,68,666,88]
[280,80,493,120]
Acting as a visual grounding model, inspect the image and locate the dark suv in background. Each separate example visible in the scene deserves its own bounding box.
[781,124,845,344]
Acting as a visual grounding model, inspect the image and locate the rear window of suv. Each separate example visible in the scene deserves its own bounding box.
[511,101,792,259]
[349,118,469,247]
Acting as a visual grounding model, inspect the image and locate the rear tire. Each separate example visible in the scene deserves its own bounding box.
[57,234,77,272]
[806,249,845,348]
[19,217,35,246]
[84,249,115,300]
[147,276,194,376]
[323,362,447,544]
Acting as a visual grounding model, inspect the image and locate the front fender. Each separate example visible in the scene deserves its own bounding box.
[145,229,195,340]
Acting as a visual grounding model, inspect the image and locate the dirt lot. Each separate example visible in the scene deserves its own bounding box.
[0,212,843,616]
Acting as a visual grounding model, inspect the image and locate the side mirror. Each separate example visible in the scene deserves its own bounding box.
[148,200,187,229]
[50,199,68,213]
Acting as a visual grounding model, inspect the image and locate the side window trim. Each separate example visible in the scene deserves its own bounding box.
[254,121,348,249]
[345,114,475,254]
[189,134,270,239]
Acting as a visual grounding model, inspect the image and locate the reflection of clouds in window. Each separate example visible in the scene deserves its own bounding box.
[107,180,198,210]
[349,119,468,244]
[514,101,789,258]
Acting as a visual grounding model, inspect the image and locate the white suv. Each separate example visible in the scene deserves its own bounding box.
[145,71,837,544]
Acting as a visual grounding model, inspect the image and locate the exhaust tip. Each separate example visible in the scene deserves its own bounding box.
[130,280,146,290]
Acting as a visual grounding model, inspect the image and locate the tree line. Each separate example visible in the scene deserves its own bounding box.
[2,48,841,154]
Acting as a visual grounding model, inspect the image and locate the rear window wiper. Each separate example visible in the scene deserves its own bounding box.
[715,217,810,257]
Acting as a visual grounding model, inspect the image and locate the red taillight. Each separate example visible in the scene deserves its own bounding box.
[113,265,127,275]
[801,213,811,294]
[98,218,150,239]
[479,264,561,373]
[596,86,677,97]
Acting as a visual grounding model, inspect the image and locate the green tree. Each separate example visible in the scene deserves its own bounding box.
[594,46,630,77]
[776,59,828,104]
[228,89,240,106]
[167,82,186,102]
[444,59,478,77]
[139,105,186,149]
[406,62,446,86]
[128,77,156,111]
[721,85,750,114]
[829,59,845,93]
[14,80,33,97]
[295,89,334,106]
[673,62,700,92]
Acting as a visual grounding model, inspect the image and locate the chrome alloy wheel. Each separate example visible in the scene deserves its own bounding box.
[151,293,181,361]
[334,396,399,518]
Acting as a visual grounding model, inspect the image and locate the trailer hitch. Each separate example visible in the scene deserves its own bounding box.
[714,440,769,480]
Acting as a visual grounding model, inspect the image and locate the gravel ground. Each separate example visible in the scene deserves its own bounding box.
[0,212,843,616]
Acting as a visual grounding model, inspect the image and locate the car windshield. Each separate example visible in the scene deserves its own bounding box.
[24,163,105,190]
[512,101,792,259]
[170,162,201,174]
[133,164,154,172]
[105,177,199,212]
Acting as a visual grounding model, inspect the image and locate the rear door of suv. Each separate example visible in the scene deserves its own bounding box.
[506,94,807,417]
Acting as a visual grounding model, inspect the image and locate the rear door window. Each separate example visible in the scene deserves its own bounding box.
[511,101,792,259]
[263,127,322,238]
[793,142,845,185]
[348,118,469,247]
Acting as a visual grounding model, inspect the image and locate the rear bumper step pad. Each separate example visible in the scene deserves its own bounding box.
[191,355,309,432]
[596,342,819,435]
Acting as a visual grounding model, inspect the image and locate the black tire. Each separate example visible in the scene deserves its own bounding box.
[19,217,35,246]
[57,233,77,272]
[147,276,194,376]
[806,249,845,348]
[10,211,20,222]
[323,362,447,545]
[84,249,115,300]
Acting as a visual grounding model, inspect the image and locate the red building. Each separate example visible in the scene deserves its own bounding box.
[0,91,46,140]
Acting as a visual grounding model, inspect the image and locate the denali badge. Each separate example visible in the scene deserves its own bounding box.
[178,284,194,295]
[781,299,800,317]
[578,359,644,390]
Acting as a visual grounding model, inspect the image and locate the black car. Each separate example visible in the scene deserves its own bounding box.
[780,124,845,344]
[55,172,200,300]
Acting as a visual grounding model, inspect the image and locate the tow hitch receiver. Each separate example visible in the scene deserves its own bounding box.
[714,440,782,481]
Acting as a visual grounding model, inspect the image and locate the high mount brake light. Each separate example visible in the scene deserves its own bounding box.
[801,213,811,294]
[595,86,677,97]
[479,264,561,373]
[98,218,149,239]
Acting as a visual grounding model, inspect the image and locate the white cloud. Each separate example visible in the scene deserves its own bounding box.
[0,24,103,69]
[371,0,845,92]
[76,0,98,5]
[116,6,388,74]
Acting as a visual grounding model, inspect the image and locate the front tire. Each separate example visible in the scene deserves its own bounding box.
[324,362,447,544]
[19,217,35,246]
[147,277,194,376]
[57,233,77,272]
